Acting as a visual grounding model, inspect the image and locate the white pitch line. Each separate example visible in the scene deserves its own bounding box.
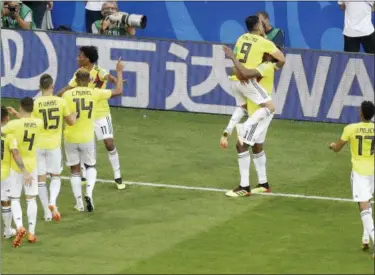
[61,176,355,203]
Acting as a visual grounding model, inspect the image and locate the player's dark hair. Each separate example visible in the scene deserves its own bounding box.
[245,15,260,32]
[361,101,375,121]
[39,74,53,90]
[256,11,269,19]
[1,106,9,122]
[75,68,90,83]
[80,46,99,63]
[20,97,34,113]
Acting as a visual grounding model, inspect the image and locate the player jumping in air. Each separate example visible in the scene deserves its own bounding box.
[222,15,285,196]
[329,101,374,258]
[1,106,31,242]
[57,46,126,190]
[62,58,124,212]
[221,49,280,196]
[2,98,43,247]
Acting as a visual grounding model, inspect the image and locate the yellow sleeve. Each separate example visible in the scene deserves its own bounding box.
[61,99,71,117]
[94,88,112,101]
[6,134,18,151]
[68,73,78,88]
[98,68,109,81]
[340,125,352,141]
[1,120,18,135]
[233,37,242,56]
[262,39,278,54]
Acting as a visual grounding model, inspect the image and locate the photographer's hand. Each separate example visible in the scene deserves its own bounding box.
[1,6,8,17]
[100,18,111,34]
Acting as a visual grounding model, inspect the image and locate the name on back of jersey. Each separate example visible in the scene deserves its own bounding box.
[72,90,92,96]
[24,122,38,128]
[38,100,57,108]
[356,127,374,134]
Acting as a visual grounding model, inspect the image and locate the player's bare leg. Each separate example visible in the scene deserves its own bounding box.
[1,200,16,239]
[37,174,52,221]
[251,143,271,193]
[26,195,37,243]
[11,196,26,247]
[225,138,251,198]
[358,201,374,254]
[70,164,84,212]
[48,173,62,221]
[84,164,97,212]
[103,138,125,190]
[361,201,372,250]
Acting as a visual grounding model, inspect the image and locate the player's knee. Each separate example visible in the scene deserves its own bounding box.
[1,200,10,207]
[104,138,115,151]
[236,141,248,153]
[358,201,370,212]
[252,143,263,154]
[38,175,47,183]
[71,164,81,174]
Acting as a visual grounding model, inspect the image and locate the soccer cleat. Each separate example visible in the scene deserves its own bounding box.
[3,228,16,239]
[48,205,62,222]
[81,177,87,186]
[252,183,271,194]
[12,227,26,248]
[27,232,37,243]
[362,243,370,251]
[74,204,84,212]
[115,178,126,190]
[84,196,94,212]
[225,186,251,197]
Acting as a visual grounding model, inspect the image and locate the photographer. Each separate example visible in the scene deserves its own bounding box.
[92,1,136,37]
[257,11,285,48]
[1,1,35,29]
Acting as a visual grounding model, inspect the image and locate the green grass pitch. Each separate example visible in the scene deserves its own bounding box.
[1,97,374,274]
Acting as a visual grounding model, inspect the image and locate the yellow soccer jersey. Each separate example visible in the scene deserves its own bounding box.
[2,118,43,173]
[32,95,71,150]
[247,62,275,115]
[69,65,110,119]
[63,87,112,143]
[229,33,278,81]
[1,134,18,181]
[341,122,374,176]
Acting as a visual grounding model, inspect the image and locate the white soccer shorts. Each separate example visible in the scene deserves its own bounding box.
[10,169,38,197]
[64,139,96,167]
[94,115,114,141]
[231,79,271,106]
[37,148,63,175]
[351,171,374,202]
[237,113,274,146]
[1,177,11,201]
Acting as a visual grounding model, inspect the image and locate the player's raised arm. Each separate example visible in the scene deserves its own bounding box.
[110,58,124,97]
[268,47,285,69]
[56,85,73,97]
[223,46,261,79]
[6,106,21,119]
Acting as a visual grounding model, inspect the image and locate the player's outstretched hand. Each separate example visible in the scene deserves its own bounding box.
[223,45,235,60]
[23,171,33,186]
[220,136,229,149]
[328,142,336,151]
[6,106,18,116]
[116,57,124,72]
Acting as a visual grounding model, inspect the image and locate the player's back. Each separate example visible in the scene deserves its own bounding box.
[344,122,374,176]
[33,95,70,150]
[2,118,43,173]
[1,134,17,180]
[63,86,111,144]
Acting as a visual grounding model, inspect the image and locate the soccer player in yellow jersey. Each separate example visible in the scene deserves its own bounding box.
[1,106,31,241]
[32,74,76,222]
[2,98,43,247]
[58,46,125,190]
[62,58,124,212]
[220,52,278,197]
[329,101,374,256]
[225,15,284,147]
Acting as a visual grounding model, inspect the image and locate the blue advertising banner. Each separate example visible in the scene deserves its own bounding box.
[1,29,374,124]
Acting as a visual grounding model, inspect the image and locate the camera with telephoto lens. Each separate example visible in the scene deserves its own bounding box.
[106,12,147,29]
[8,6,17,13]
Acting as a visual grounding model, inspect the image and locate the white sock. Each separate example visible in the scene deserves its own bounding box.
[85,167,97,198]
[253,151,268,184]
[38,182,51,217]
[243,107,271,130]
[81,162,87,179]
[363,203,372,242]
[49,176,61,207]
[11,198,23,229]
[225,107,247,135]
[360,209,374,244]
[2,206,12,233]
[108,149,121,179]
[26,198,37,235]
[70,174,83,206]
[238,151,251,188]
